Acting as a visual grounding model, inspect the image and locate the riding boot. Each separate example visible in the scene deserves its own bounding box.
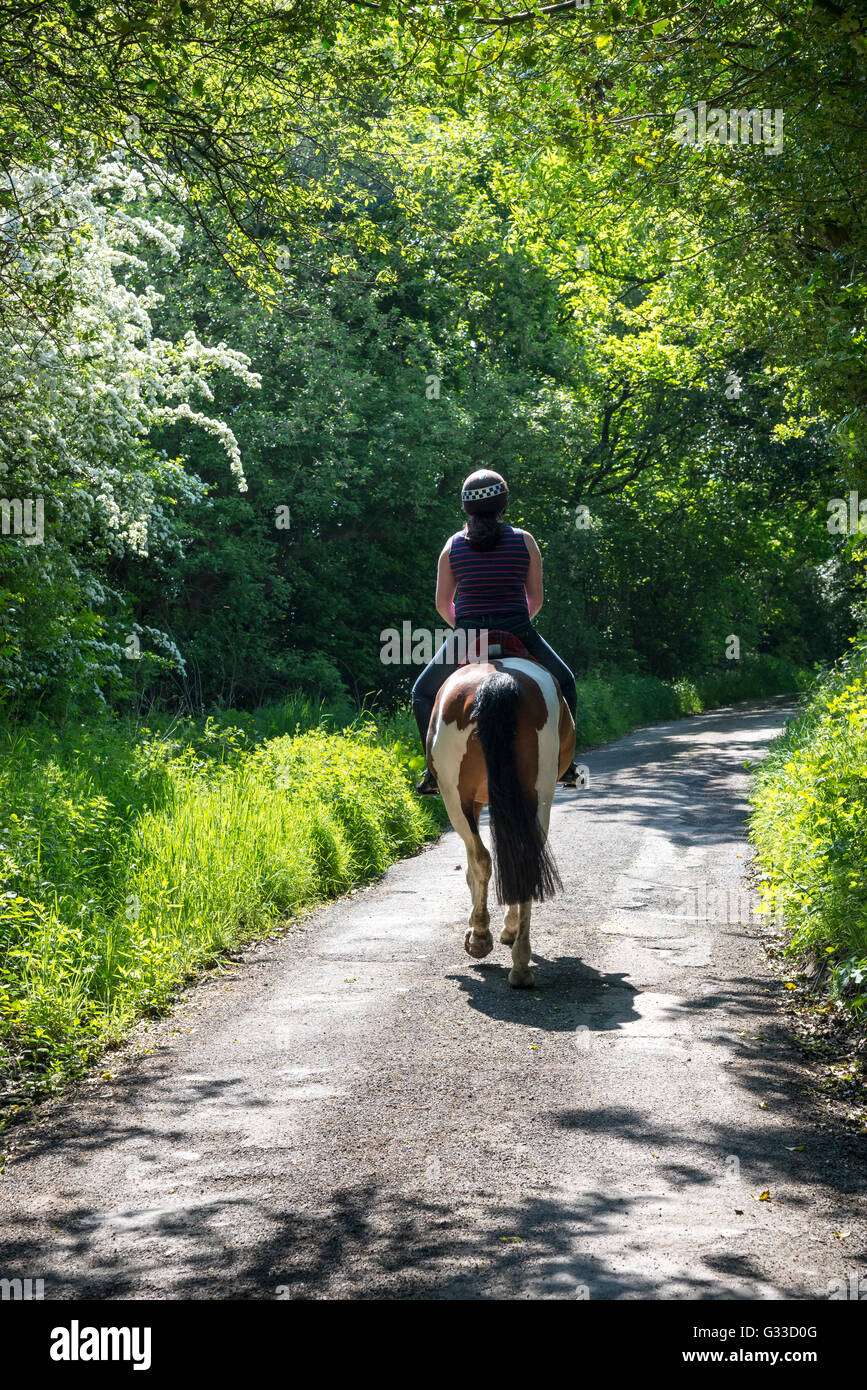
[412,696,439,796]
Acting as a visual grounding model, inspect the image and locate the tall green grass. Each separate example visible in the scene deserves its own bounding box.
[0,707,441,1121]
[750,638,867,1006]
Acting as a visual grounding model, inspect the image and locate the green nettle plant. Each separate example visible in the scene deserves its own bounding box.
[0,157,260,711]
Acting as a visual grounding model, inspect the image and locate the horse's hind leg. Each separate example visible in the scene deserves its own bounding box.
[508,901,534,988]
[439,781,493,960]
[463,827,493,959]
[507,794,553,985]
[500,903,519,946]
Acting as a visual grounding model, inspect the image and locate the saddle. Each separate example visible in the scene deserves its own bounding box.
[461,629,541,666]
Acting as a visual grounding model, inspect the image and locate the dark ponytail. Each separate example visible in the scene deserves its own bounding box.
[465,512,503,552]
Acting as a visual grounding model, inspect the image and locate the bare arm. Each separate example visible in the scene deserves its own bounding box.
[435,541,457,626]
[522,531,544,618]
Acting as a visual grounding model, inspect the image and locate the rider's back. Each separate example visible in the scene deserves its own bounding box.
[449,523,530,620]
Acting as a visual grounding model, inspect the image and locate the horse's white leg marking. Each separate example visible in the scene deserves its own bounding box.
[508,900,534,988]
[508,792,554,987]
[468,798,492,933]
[431,707,493,959]
[463,831,493,958]
[508,796,552,987]
[501,902,519,946]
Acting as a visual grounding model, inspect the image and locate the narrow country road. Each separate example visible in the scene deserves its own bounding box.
[2,698,865,1300]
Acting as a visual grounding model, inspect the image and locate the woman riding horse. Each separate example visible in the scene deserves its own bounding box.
[412,469,581,795]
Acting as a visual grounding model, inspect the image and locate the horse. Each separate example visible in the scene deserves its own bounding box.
[427,637,575,987]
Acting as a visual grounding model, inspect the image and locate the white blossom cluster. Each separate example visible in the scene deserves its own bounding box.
[0,157,260,558]
[0,157,260,701]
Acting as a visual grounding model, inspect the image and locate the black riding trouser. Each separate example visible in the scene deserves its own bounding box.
[411,610,577,753]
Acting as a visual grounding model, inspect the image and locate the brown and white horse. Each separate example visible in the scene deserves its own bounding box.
[427,656,575,987]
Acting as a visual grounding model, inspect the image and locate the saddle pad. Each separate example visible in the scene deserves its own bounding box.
[461,629,542,666]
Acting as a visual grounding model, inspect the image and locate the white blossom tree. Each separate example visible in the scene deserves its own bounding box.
[0,157,260,707]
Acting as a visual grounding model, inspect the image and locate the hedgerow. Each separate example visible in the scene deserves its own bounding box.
[750,637,867,1011]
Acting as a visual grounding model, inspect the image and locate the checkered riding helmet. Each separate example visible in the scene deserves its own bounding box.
[460,469,509,515]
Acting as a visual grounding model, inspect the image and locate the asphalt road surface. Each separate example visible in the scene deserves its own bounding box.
[2,698,865,1300]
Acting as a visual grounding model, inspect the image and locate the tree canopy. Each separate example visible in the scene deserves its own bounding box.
[0,0,863,714]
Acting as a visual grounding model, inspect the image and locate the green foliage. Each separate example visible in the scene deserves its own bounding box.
[0,161,259,716]
[690,657,810,709]
[750,637,867,974]
[1,6,859,716]
[574,674,682,746]
[0,703,442,1122]
[452,0,867,462]
[119,177,848,714]
[0,0,403,307]
[829,956,867,1017]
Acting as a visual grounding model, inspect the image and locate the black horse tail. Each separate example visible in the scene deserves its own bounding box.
[471,671,562,904]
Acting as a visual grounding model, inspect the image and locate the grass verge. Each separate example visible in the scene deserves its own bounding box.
[750,636,867,1015]
[0,698,443,1125]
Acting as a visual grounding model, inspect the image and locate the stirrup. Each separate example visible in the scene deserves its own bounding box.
[415,768,440,797]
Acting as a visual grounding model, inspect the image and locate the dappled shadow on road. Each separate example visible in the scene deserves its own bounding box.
[2,964,865,1300]
[0,1173,835,1301]
[550,700,799,847]
[4,1060,865,1299]
[449,952,801,1052]
[549,1102,867,1203]
[236,1179,804,1301]
[3,1068,273,1167]
[447,955,641,1032]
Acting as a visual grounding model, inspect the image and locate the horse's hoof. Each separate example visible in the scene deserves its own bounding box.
[465,929,493,959]
[500,928,517,946]
[509,968,535,989]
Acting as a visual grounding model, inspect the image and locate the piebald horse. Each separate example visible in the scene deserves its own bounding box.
[427,648,575,987]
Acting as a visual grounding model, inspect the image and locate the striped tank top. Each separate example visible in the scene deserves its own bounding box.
[449,523,530,621]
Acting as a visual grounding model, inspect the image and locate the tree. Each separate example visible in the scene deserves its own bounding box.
[0,157,258,711]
